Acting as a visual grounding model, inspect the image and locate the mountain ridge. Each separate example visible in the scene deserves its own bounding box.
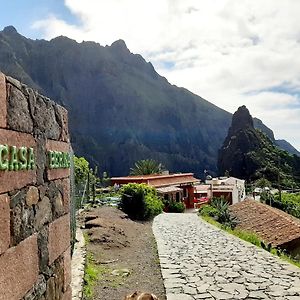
[0,26,298,176]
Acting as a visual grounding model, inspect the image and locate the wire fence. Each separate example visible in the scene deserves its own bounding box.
[69,163,121,253]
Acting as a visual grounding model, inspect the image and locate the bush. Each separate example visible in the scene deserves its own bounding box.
[167,201,185,213]
[266,192,300,219]
[199,205,219,217]
[199,197,237,229]
[119,183,163,220]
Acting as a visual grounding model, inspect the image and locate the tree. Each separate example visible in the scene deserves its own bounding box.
[255,178,272,189]
[119,183,163,220]
[73,156,90,184]
[130,159,165,175]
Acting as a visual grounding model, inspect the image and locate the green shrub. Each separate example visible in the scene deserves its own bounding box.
[167,201,185,213]
[266,192,300,219]
[144,193,164,219]
[119,183,163,220]
[200,197,237,229]
[199,205,219,217]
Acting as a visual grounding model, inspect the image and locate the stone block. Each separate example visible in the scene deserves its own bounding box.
[0,129,36,193]
[0,234,39,300]
[35,196,52,230]
[37,226,49,274]
[46,139,70,153]
[33,96,60,139]
[10,195,35,245]
[45,258,64,300]
[23,275,47,300]
[62,178,70,213]
[63,247,71,292]
[48,214,71,265]
[56,105,69,142]
[26,186,39,206]
[0,73,7,128]
[47,181,65,218]
[0,194,10,254]
[35,137,47,186]
[46,140,70,180]
[7,83,34,133]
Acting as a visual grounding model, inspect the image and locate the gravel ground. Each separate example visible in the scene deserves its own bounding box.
[81,206,166,300]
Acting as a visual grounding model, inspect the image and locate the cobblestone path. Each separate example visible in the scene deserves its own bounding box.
[153,213,300,300]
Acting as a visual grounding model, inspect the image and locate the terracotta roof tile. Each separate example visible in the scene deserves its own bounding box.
[230,200,300,247]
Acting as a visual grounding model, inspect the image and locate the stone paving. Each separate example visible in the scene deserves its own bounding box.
[153,213,300,300]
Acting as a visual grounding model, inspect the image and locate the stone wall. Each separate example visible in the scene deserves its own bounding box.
[0,72,72,300]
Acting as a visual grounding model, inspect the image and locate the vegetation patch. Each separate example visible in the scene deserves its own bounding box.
[199,197,237,229]
[83,252,131,299]
[263,192,300,219]
[119,183,163,220]
[164,200,185,213]
[83,254,107,299]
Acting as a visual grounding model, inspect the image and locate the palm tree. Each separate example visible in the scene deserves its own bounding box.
[130,159,165,175]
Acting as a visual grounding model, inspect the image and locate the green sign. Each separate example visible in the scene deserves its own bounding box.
[48,151,70,169]
[0,144,70,171]
[0,145,35,171]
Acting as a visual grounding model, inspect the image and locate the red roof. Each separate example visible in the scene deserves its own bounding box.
[111,173,199,188]
[230,200,300,247]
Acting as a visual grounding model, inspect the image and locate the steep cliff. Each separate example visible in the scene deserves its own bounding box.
[218,106,300,187]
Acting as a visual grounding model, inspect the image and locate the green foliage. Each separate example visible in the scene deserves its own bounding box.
[144,193,165,218]
[267,192,300,219]
[83,254,102,299]
[119,183,163,220]
[101,171,111,187]
[255,178,272,188]
[260,190,274,204]
[232,230,262,247]
[74,156,90,184]
[199,197,237,229]
[199,205,219,218]
[166,201,185,213]
[130,159,165,175]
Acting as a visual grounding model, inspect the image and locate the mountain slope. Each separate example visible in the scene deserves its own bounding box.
[218,106,300,187]
[0,26,298,176]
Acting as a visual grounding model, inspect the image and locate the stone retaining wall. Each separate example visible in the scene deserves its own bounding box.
[0,72,71,300]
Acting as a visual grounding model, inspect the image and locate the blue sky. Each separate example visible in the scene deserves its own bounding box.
[0,0,78,39]
[0,0,300,150]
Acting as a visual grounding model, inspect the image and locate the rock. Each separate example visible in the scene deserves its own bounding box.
[33,96,60,139]
[111,268,130,277]
[35,196,52,230]
[26,186,39,206]
[7,83,33,133]
[53,192,64,218]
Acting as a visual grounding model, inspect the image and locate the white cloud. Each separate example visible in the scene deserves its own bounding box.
[32,0,300,150]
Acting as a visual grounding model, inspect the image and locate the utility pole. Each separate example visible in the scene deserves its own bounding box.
[278,157,282,201]
[87,170,90,203]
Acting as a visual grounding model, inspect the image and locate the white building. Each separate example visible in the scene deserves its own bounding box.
[195,176,246,205]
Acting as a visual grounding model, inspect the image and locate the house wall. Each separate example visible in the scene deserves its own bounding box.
[231,186,239,205]
[0,73,71,300]
[213,191,232,204]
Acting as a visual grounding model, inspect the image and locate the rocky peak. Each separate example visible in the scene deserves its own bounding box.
[229,105,254,135]
[110,39,130,54]
[3,26,18,34]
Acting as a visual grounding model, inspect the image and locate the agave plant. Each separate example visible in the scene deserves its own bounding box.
[210,197,237,229]
[130,159,165,175]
